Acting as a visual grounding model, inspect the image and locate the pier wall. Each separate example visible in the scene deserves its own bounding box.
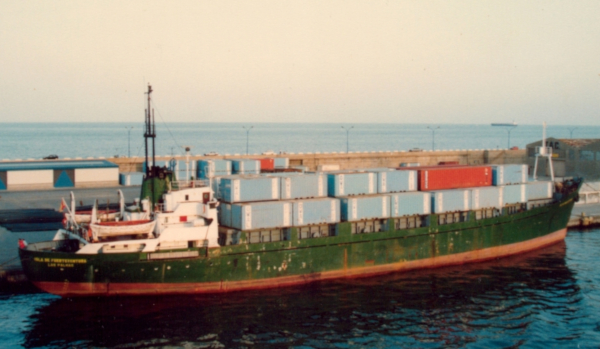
[110,149,527,173]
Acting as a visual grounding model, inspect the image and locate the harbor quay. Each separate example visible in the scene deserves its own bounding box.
[110,148,527,173]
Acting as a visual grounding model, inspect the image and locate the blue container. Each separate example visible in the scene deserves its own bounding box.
[502,184,527,205]
[340,195,390,221]
[274,158,289,168]
[119,172,144,186]
[327,172,377,197]
[281,173,327,199]
[220,175,280,203]
[230,201,293,230]
[400,163,420,167]
[527,181,553,200]
[430,189,471,213]
[292,198,340,226]
[231,159,261,174]
[375,169,417,193]
[470,186,502,209]
[218,202,233,227]
[198,159,232,178]
[492,164,528,185]
[388,192,431,217]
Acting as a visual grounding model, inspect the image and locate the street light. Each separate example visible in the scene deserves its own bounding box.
[568,127,577,139]
[125,126,134,158]
[491,123,518,149]
[341,126,354,153]
[427,126,440,151]
[243,126,253,155]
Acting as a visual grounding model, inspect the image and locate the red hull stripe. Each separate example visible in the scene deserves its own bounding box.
[34,228,567,297]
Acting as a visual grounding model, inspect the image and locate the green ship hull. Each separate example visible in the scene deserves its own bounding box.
[18,180,580,297]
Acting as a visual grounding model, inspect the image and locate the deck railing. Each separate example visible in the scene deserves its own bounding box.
[171,179,208,191]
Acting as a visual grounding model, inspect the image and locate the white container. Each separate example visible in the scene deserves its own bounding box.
[230,201,292,230]
[388,192,431,217]
[340,195,390,221]
[430,189,471,213]
[292,198,340,226]
[280,173,326,199]
[470,186,503,210]
[376,169,417,193]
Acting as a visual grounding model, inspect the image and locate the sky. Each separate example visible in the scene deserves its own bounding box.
[1,1,600,125]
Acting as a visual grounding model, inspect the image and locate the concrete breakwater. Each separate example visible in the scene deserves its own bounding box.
[112,148,527,173]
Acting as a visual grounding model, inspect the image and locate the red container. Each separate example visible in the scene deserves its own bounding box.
[417,166,492,191]
[438,161,459,165]
[256,158,275,170]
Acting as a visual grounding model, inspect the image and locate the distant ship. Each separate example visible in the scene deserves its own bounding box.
[491,122,517,126]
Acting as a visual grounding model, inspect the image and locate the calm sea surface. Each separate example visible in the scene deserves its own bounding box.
[0,229,599,348]
[0,122,598,160]
[1,123,600,348]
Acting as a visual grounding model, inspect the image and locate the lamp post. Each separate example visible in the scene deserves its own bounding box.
[491,123,518,149]
[243,126,253,155]
[125,126,134,158]
[505,126,517,148]
[341,126,354,153]
[568,127,577,139]
[427,126,440,151]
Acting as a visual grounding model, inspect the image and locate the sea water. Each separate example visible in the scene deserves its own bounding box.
[0,122,598,160]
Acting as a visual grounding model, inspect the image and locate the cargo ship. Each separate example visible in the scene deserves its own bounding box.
[18,86,582,297]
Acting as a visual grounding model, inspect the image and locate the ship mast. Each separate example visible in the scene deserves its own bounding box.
[144,84,156,177]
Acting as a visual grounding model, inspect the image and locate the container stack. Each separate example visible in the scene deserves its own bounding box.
[490,164,530,205]
[214,160,553,232]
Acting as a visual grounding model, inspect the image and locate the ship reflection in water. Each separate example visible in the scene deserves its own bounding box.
[9,229,600,348]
